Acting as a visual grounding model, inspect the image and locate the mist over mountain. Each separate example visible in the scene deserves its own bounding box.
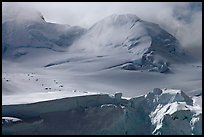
[2,4,86,59]
[2,3,202,135]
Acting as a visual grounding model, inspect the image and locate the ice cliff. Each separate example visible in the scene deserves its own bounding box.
[2,88,202,135]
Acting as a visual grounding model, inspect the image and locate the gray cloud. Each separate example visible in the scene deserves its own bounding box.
[3,2,202,59]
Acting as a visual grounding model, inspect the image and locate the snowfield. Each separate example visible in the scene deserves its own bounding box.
[2,4,202,135]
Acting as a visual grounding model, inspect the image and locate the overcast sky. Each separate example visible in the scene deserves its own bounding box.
[3,2,202,59]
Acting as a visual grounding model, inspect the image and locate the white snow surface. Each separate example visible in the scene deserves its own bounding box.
[2,117,22,124]
[2,6,202,135]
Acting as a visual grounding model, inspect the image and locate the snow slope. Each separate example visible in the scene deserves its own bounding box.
[2,9,201,97]
[2,7,201,97]
[2,6,202,135]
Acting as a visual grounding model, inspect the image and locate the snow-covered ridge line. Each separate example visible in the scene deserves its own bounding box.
[2,88,202,135]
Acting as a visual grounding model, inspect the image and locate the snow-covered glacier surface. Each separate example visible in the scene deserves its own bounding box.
[2,88,202,135]
[2,4,202,135]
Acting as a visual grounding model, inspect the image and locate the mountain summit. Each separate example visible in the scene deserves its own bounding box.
[2,4,86,59]
[2,9,193,72]
[73,14,190,73]
[2,3,45,23]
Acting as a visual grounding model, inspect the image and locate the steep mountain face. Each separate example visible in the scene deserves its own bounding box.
[73,14,190,73]
[2,4,86,59]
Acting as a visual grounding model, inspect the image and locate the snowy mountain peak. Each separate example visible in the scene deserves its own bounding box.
[88,14,141,31]
[72,13,189,73]
[100,14,141,25]
[2,3,45,23]
[76,13,185,56]
[2,4,86,59]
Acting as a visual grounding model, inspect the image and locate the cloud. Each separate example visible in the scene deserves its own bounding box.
[3,2,202,59]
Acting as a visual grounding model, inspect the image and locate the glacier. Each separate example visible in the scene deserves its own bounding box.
[2,88,202,135]
[2,4,202,135]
